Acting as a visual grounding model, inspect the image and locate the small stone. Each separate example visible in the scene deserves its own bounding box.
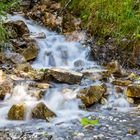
[127,97,134,104]
[128,128,137,135]
[36,83,50,89]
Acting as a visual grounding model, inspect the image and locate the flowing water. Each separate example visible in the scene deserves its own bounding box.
[0,13,139,139]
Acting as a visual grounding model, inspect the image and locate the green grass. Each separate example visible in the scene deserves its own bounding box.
[59,0,140,43]
[0,0,20,43]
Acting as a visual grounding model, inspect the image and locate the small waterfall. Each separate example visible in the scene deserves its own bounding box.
[0,14,130,127]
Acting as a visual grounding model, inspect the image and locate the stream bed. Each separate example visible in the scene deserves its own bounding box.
[0,13,140,140]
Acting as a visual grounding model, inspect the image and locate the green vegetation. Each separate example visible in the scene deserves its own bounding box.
[80,118,99,126]
[0,0,20,43]
[59,0,140,43]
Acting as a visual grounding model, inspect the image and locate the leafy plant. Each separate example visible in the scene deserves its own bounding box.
[40,68,48,73]
[80,118,99,126]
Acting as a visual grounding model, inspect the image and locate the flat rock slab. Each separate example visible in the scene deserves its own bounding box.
[46,68,83,84]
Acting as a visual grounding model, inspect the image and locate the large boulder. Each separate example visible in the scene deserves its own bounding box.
[32,102,56,120]
[45,68,83,84]
[8,103,26,120]
[12,39,39,61]
[125,84,140,98]
[77,84,107,107]
[5,20,29,38]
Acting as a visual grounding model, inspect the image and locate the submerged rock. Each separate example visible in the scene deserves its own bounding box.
[125,84,140,98]
[8,103,26,120]
[77,84,107,107]
[45,68,83,84]
[32,102,56,120]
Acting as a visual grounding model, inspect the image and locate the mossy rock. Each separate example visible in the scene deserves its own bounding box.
[32,102,56,121]
[8,103,26,120]
[77,84,107,107]
[125,84,140,98]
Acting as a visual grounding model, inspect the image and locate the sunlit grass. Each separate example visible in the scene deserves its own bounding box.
[59,0,140,43]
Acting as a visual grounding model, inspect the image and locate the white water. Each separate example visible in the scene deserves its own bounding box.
[0,14,130,127]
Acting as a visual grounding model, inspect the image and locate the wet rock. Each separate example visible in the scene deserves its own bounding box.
[0,70,12,100]
[128,128,137,135]
[77,84,106,107]
[15,63,33,73]
[30,32,46,39]
[0,83,11,100]
[115,86,123,93]
[29,89,46,99]
[8,103,26,120]
[74,60,85,67]
[29,82,50,89]
[127,97,134,104]
[0,52,26,65]
[125,84,140,98]
[32,102,56,120]
[12,38,39,61]
[45,68,83,84]
[36,83,50,89]
[100,97,108,105]
[27,70,44,81]
[43,12,62,31]
[107,60,127,77]
[138,104,140,109]
[111,79,132,86]
[5,20,29,38]
[82,69,107,81]
[21,42,39,61]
